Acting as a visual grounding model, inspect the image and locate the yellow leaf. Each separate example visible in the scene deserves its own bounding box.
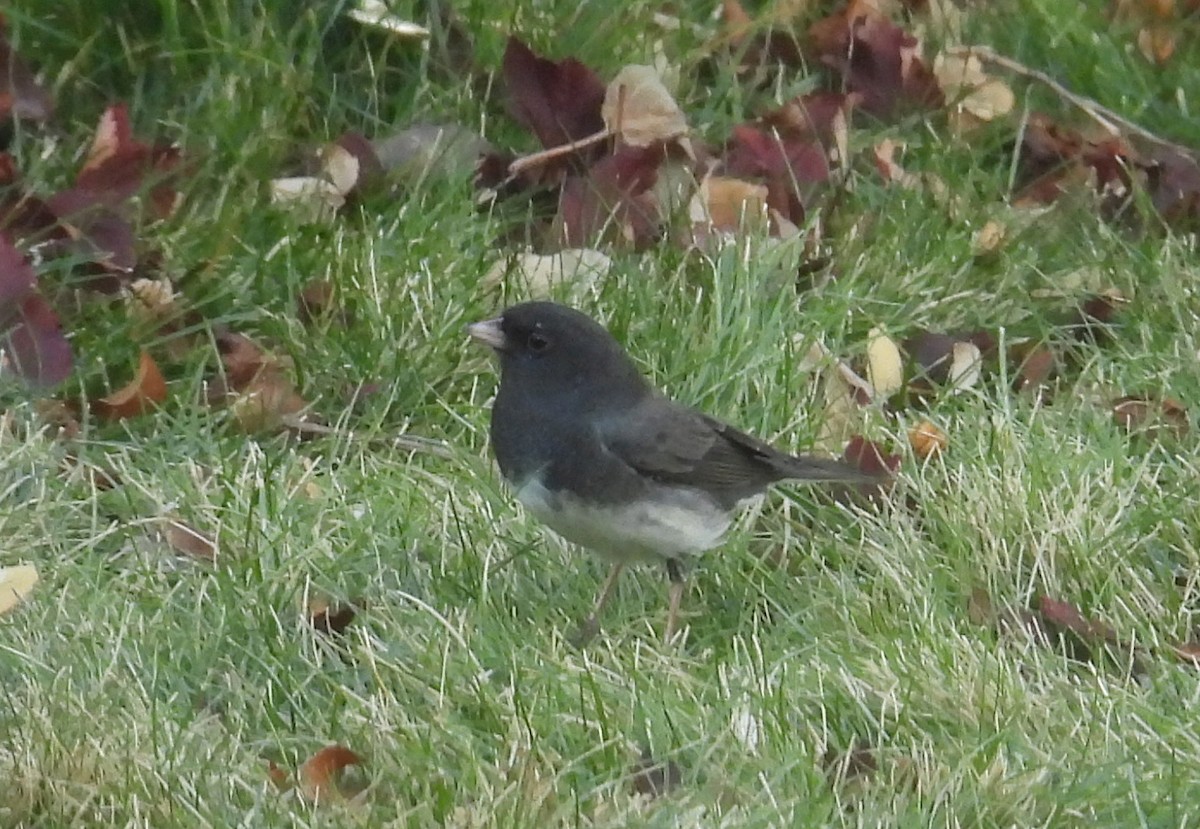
[866,328,904,399]
[0,565,39,616]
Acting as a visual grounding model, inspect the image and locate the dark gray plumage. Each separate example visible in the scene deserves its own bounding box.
[469,301,872,643]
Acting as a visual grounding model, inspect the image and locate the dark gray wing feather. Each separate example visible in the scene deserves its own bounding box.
[597,397,869,509]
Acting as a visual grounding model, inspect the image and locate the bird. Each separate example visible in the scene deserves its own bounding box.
[468,301,877,644]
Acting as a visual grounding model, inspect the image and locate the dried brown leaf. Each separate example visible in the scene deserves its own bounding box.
[92,350,167,421]
[309,597,362,636]
[630,750,682,799]
[298,744,365,803]
[908,420,947,459]
[161,516,217,563]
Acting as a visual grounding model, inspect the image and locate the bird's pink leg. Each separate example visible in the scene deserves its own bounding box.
[571,562,624,646]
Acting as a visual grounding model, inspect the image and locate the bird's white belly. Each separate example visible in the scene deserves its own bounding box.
[513,475,732,563]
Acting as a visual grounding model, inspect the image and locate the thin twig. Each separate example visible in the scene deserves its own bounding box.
[507,128,612,176]
[949,44,1197,159]
[281,415,458,460]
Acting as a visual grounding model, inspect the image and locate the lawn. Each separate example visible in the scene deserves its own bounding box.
[2,0,1199,826]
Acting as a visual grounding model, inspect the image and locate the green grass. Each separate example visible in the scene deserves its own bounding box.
[3,0,1200,826]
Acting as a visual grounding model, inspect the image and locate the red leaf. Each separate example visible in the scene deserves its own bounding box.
[556,145,663,248]
[723,125,829,223]
[0,20,54,124]
[1145,147,1200,228]
[842,435,902,477]
[807,0,943,119]
[0,235,72,387]
[904,330,957,385]
[761,91,860,146]
[0,154,63,244]
[0,229,34,303]
[55,104,183,220]
[502,37,606,152]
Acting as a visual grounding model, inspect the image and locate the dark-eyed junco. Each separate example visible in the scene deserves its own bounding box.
[469,301,875,644]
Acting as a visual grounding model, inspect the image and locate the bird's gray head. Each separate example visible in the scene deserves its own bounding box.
[469,302,649,410]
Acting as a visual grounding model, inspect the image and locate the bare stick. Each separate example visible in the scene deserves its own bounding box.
[507,128,612,177]
[948,44,1197,159]
[281,415,457,459]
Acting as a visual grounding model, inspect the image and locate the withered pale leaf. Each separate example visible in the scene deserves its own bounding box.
[483,249,611,298]
[0,564,38,616]
[971,219,1007,258]
[346,0,430,37]
[269,177,345,222]
[947,341,982,391]
[602,65,689,149]
[933,52,1014,122]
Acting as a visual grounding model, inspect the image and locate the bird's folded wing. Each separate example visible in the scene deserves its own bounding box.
[596,398,783,501]
[598,397,877,497]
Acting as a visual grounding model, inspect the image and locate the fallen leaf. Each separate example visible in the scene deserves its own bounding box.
[687,175,770,240]
[269,176,345,222]
[832,435,901,505]
[807,0,944,120]
[554,146,663,248]
[309,597,362,636]
[371,123,489,183]
[299,745,365,803]
[629,750,681,799]
[34,397,81,439]
[724,124,829,224]
[209,331,309,433]
[908,420,946,459]
[346,0,430,37]
[0,564,38,616]
[904,330,980,394]
[483,248,611,298]
[0,20,54,124]
[602,64,689,150]
[822,740,877,784]
[0,236,73,388]
[1137,25,1175,64]
[1170,641,1200,666]
[804,340,873,453]
[267,760,291,789]
[92,350,167,421]
[65,103,183,220]
[297,279,349,326]
[160,516,217,563]
[1112,395,1189,440]
[324,132,384,200]
[971,219,1007,258]
[865,328,904,399]
[502,37,606,152]
[1034,595,1147,678]
[932,51,1014,124]
[947,341,982,391]
[1011,343,1056,393]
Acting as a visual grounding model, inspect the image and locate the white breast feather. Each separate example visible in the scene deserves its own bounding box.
[513,474,734,563]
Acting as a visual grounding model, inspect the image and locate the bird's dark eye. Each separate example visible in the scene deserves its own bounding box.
[527,332,549,353]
